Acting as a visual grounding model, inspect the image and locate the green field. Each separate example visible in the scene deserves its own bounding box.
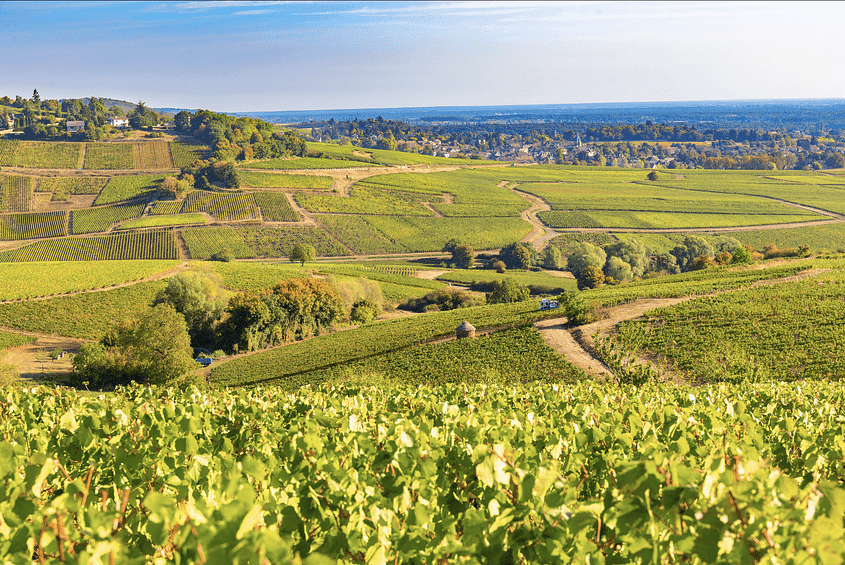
[246,156,377,169]
[35,176,109,200]
[540,210,821,229]
[306,141,488,166]
[118,213,207,229]
[295,184,434,216]
[169,141,209,168]
[0,280,167,338]
[181,226,257,259]
[0,210,67,240]
[253,191,298,221]
[0,260,179,301]
[239,171,334,189]
[149,200,184,215]
[363,216,532,251]
[94,174,166,205]
[436,268,578,293]
[317,214,408,254]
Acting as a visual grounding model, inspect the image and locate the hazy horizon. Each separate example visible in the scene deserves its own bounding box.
[3,1,843,113]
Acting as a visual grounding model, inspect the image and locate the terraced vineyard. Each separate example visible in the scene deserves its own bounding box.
[0,210,67,240]
[83,143,134,169]
[71,203,145,234]
[253,191,298,221]
[134,141,173,169]
[0,174,33,212]
[36,176,108,200]
[364,216,532,251]
[184,191,259,221]
[0,229,178,261]
[94,174,165,205]
[0,140,82,168]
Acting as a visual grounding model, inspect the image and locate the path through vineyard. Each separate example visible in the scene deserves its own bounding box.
[535,267,827,380]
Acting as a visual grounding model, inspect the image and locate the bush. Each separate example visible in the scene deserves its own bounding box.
[558,291,592,326]
[210,248,235,262]
[399,288,482,313]
[350,299,379,324]
[486,279,530,304]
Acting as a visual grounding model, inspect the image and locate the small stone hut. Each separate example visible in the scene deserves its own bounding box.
[456,321,476,339]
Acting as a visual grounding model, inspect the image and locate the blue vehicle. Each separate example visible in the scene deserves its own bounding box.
[196,357,214,367]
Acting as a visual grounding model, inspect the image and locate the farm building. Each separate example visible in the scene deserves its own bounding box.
[108,117,129,128]
[456,321,476,339]
[66,120,85,133]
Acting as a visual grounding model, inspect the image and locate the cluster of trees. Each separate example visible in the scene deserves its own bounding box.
[174,109,306,162]
[565,236,752,290]
[179,159,240,190]
[72,269,366,388]
[0,91,153,141]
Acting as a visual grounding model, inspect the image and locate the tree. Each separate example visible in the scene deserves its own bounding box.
[499,242,537,270]
[72,304,197,389]
[670,235,714,272]
[730,246,752,265]
[31,89,40,107]
[576,265,605,290]
[486,279,530,304]
[558,291,592,325]
[174,110,193,132]
[442,238,462,254]
[604,239,648,277]
[289,243,316,266]
[451,244,475,269]
[159,176,191,200]
[567,242,607,280]
[647,170,659,181]
[350,299,379,324]
[541,246,563,270]
[153,271,230,347]
[604,256,633,282]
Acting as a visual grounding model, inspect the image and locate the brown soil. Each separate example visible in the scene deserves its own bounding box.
[414,269,450,280]
[4,336,89,383]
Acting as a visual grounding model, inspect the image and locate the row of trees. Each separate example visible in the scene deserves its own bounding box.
[565,236,752,290]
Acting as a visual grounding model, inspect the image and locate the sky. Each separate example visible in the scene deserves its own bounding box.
[1,1,843,112]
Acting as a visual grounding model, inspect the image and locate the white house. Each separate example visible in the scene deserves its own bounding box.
[108,117,129,128]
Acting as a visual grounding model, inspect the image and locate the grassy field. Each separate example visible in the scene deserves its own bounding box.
[0,260,179,301]
[245,157,378,170]
[317,214,408,254]
[540,210,821,229]
[295,184,435,216]
[36,176,109,200]
[181,226,257,259]
[436,268,577,293]
[184,191,259,221]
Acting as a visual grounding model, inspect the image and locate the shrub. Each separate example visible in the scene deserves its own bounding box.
[485,279,530,304]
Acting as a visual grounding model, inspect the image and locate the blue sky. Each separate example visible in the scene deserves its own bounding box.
[1,1,843,112]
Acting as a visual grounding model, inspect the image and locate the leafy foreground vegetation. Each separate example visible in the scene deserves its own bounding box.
[2,381,844,563]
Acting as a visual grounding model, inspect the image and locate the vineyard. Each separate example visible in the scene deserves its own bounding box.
[117,213,206,230]
[70,203,145,234]
[36,176,108,201]
[296,184,435,216]
[239,171,334,189]
[0,229,178,262]
[246,156,378,169]
[253,191,299,221]
[363,216,532,252]
[149,201,184,215]
[317,214,408,254]
[169,141,209,168]
[0,260,179,301]
[0,210,67,240]
[0,330,35,350]
[237,225,350,257]
[94,174,166,205]
[83,143,134,169]
[540,210,822,230]
[0,174,32,212]
[0,281,168,339]
[614,270,845,382]
[183,191,259,221]
[209,300,561,388]
[180,226,257,259]
[3,381,843,563]
[133,141,173,169]
[0,140,82,168]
